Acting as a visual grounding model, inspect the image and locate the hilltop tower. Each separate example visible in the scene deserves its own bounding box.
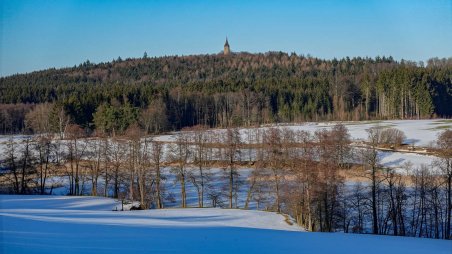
[224,37,230,55]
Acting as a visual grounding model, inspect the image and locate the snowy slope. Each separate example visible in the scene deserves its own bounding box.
[378,150,439,173]
[1,195,450,254]
[154,119,451,147]
[154,119,451,172]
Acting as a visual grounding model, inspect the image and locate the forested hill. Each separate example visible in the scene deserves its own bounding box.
[1,52,451,134]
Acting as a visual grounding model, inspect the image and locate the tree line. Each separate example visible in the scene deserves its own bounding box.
[1,122,451,239]
[1,54,451,134]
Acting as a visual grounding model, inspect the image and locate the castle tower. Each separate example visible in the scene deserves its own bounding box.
[224,37,230,55]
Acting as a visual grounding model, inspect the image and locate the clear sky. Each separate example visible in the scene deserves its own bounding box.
[1,0,452,76]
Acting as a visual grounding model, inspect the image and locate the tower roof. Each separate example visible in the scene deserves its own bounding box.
[224,37,229,47]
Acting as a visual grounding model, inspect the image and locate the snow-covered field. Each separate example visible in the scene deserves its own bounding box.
[155,119,451,147]
[1,120,450,174]
[1,195,450,254]
[378,150,438,172]
[154,119,451,173]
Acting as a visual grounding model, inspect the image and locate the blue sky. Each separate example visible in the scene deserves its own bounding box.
[1,0,452,76]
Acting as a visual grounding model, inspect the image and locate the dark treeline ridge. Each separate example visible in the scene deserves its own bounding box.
[1,53,451,134]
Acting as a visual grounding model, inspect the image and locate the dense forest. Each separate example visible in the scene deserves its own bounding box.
[1,53,451,134]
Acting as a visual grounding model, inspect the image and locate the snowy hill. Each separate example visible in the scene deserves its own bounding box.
[155,119,451,147]
[1,195,450,254]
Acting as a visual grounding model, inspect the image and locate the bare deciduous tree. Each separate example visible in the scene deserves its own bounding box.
[168,131,191,208]
[150,139,165,208]
[222,128,241,208]
[65,124,87,195]
[436,129,452,239]
[361,127,383,234]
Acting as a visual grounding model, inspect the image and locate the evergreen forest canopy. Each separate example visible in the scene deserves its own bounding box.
[0,52,451,135]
